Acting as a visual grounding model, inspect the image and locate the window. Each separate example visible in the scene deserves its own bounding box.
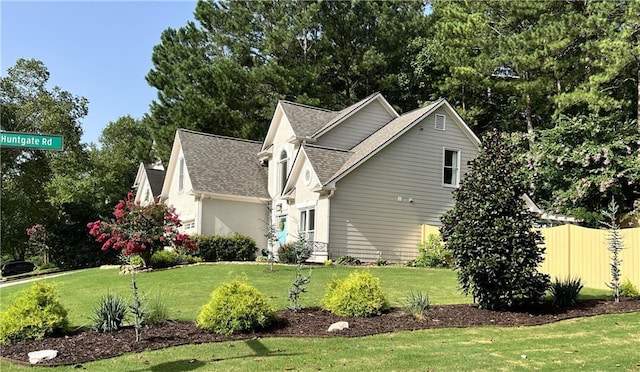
[178,158,185,193]
[443,149,460,186]
[278,150,288,194]
[300,209,315,242]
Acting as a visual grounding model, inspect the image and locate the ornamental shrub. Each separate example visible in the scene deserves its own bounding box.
[192,234,257,262]
[0,282,68,344]
[619,279,639,298]
[408,234,453,268]
[150,249,179,268]
[90,293,128,332]
[441,130,550,310]
[335,255,361,266]
[197,279,274,335]
[549,277,583,307]
[322,271,389,317]
[277,243,298,264]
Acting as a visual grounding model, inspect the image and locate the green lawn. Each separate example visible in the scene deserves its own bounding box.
[1,264,636,371]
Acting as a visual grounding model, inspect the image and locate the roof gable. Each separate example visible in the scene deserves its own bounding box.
[163,129,269,199]
[325,99,480,185]
[311,93,399,139]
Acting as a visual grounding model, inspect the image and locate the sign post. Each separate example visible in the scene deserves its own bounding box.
[0,131,64,151]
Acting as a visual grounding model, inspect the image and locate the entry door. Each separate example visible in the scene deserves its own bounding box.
[277,216,287,246]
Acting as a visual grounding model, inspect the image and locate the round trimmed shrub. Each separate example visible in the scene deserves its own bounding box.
[0,282,68,344]
[321,271,389,317]
[196,279,274,335]
[150,249,178,268]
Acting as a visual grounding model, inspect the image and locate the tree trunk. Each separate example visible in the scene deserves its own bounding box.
[526,92,534,146]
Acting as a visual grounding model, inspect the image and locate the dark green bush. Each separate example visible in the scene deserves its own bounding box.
[197,279,274,335]
[322,271,389,317]
[193,234,257,262]
[0,282,69,344]
[150,249,179,268]
[91,293,128,332]
[408,234,453,268]
[278,243,297,264]
[441,130,550,310]
[550,277,584,307]
[335,255,361,266]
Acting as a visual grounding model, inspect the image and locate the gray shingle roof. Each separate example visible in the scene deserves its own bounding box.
[279,101,338,137]
[325,100,443,184]
[178,129,269,199]
[145,167,166,196]
[303,145,352,184]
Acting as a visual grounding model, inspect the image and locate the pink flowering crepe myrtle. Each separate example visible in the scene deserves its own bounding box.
[87,192,196,266]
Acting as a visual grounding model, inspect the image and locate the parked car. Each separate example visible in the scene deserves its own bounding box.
[1,261,36,277]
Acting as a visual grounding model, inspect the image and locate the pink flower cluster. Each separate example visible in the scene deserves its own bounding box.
[87,193,196,257]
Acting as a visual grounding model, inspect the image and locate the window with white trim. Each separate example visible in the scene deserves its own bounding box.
[435,114,446,130]
[178,157,185,193]
[278,149,288,194]
[300,209,315,242]
[443,149,460,187]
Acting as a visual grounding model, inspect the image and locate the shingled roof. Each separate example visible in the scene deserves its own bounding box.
[145,167,166,196]
[279,101,338,137]
[178,129,269,199]
[302,145,352,184]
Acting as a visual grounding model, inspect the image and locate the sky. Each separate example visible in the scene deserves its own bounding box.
[1,0,198,145]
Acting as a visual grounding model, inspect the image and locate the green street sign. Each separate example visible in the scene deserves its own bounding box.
[0,131,64,151]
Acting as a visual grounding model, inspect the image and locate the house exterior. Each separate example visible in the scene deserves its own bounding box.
[260,93,480,263]
[132,162,166,205]
[159,130,269,248]
[162,93,481,263]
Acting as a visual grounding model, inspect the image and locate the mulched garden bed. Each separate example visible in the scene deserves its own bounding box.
[2,298,639,367]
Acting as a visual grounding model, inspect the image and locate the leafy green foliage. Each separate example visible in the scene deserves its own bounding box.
[408,234,453,268]
[0,282,68,344]
[143,293,170,325]
[527,115,640,223]
[192,233,257,262]
[321,271,389,317]
[277,242,312,264]
[602,199,625,302]
[150,249,179,268]
[404,290,431,320]
[197,279,274,335]
[335,256,361,266]
[90,293,128,333]
[441,130,550,310]
[619,279,640,298]
[549,277,584,307]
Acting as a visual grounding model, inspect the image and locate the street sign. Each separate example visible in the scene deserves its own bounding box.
[0,131,64,151]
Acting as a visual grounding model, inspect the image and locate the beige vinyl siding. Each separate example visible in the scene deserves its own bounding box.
[315,101,394,150]
[201,198,268,249]
[329,108,478,263]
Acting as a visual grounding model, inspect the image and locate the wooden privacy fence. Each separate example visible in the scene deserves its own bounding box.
[421,224,640,290]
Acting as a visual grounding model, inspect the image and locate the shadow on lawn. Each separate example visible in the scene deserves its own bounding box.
[134,339,301,371]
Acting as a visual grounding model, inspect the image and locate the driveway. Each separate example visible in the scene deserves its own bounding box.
[0,269,87,289]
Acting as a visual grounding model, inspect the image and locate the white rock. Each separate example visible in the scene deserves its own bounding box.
[28,349,58,364]
[327,321,349,332]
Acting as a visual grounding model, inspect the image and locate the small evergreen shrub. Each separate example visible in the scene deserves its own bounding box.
[143,293,170,325]
[0,282,69,344]
[322,271,389,317]
[324,259,333,266]
[197,279,274,335]
[193,234,257,262]
[619,279,639,298]
[550,277,583,307]
[176,253,202,265]
[408,234,453,268]
[375,258,389,266]
[335,255,361,266]
[405,290,431,319]
[91,293,128,332]
[150,249,179,268]
[278,243,298,264]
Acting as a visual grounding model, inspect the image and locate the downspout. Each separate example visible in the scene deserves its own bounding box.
[196,193,203,235]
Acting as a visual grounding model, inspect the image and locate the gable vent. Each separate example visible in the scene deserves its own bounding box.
[435,114,446,131]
